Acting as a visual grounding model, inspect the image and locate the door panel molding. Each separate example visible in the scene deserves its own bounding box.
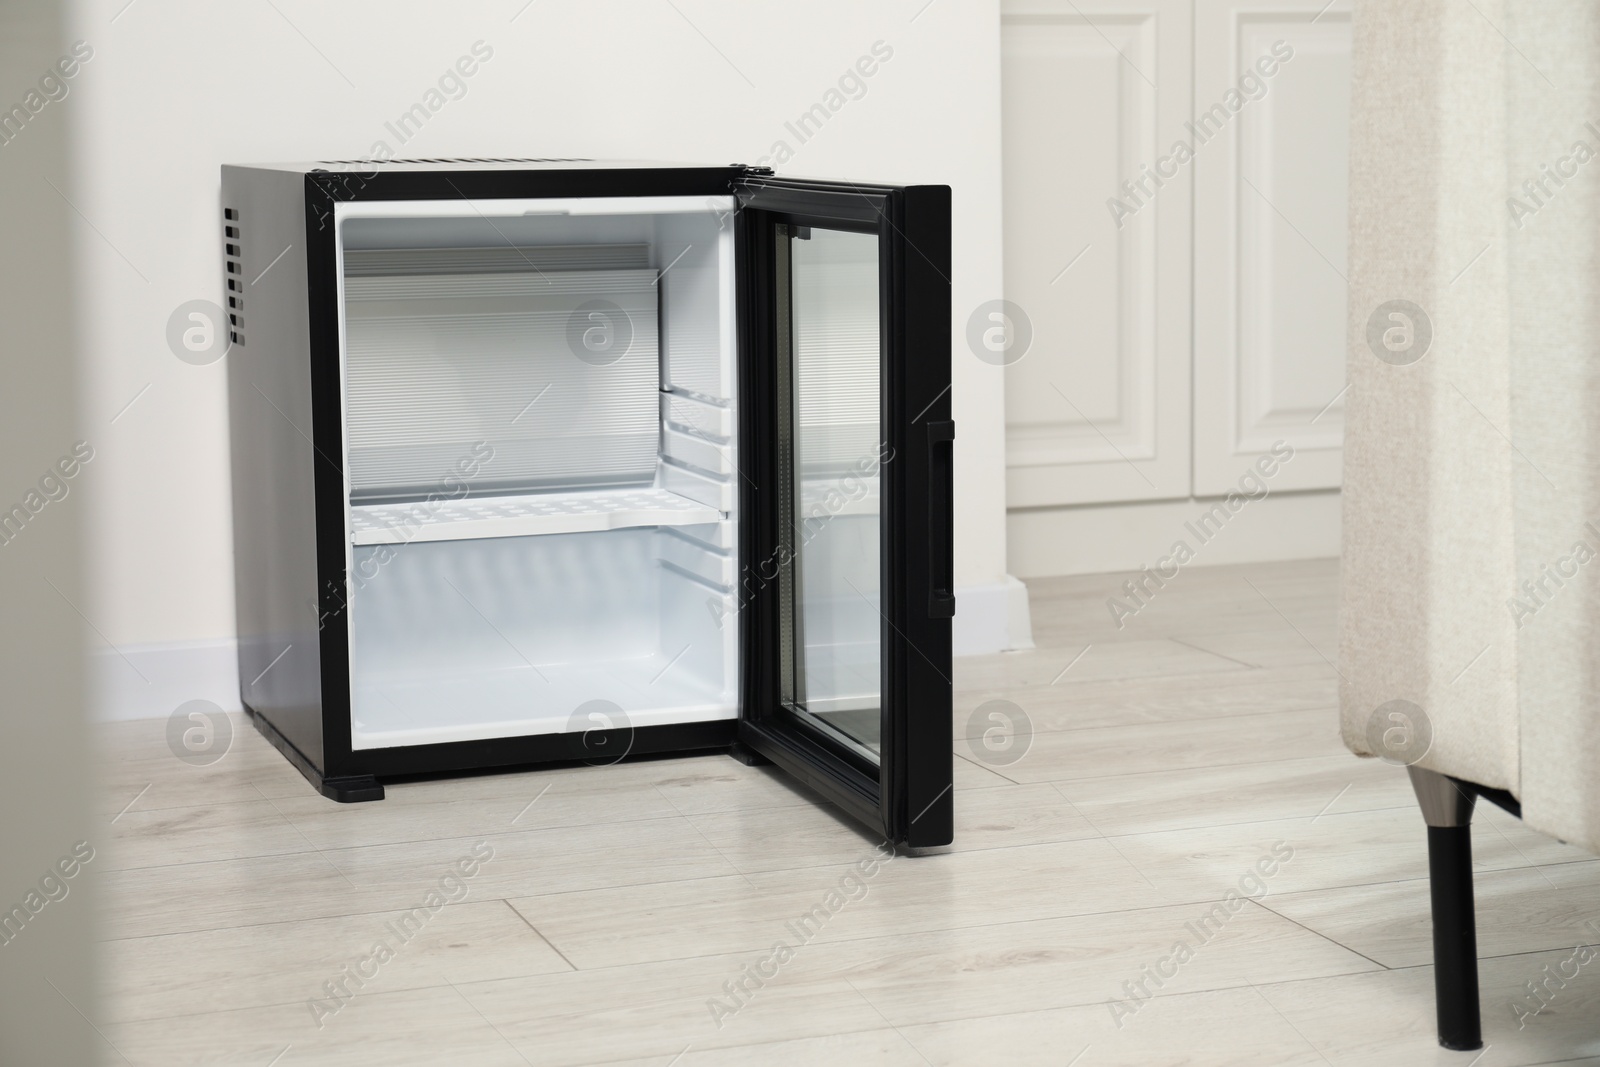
[1002,0,1194,507]
[1193,0,1351,495]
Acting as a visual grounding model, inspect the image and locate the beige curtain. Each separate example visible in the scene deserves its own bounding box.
[1341,0,1600,853]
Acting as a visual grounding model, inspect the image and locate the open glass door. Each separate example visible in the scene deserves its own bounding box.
[734,176,953,848]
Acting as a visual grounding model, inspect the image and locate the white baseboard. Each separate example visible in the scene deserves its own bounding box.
[954,576,1034,655]
[91,639,242,723]
[90,580,1036,721]
[1007,490,1341,578]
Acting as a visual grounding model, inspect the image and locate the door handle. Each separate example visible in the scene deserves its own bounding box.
[927,419,955,618]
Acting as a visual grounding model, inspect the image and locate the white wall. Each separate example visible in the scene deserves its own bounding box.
[63,0,1015,717]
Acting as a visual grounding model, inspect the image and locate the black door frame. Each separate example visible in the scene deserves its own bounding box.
[733,176,953,848]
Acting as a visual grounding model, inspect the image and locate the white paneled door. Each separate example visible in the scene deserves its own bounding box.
[1001,0,1350,513]
[1192,0,1351,494]
[1000,0,1194,507]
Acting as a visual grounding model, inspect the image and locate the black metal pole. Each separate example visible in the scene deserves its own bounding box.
[1427,824,1482,1050]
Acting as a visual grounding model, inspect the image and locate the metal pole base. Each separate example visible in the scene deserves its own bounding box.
[1408,766,1482,1051]
[1426,824,1482,1050]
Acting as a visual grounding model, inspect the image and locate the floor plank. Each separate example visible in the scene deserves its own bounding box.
[91,557,1600,1066]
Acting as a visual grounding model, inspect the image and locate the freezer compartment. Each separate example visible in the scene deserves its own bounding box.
[347,527,737,749]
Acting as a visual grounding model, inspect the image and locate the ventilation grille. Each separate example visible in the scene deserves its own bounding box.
[316,158,593,166]
[223,207,243,347]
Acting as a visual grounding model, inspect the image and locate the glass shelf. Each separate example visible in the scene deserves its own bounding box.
[349,487,722,545]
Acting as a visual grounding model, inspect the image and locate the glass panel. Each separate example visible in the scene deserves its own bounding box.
[777,225,883,758]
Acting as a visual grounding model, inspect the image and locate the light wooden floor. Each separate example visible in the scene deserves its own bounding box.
[94,559,1600,1066]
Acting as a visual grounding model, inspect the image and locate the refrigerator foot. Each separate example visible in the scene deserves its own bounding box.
[727,741,771,767]
[321,775,386,803]
[250,708,385,802]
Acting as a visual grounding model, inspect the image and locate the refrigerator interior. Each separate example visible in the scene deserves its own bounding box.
[335,197,739,749]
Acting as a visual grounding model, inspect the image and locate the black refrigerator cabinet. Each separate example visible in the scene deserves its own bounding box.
[223,159,953,848]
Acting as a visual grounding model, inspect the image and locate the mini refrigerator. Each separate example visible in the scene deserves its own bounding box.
[222,159,953,847]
